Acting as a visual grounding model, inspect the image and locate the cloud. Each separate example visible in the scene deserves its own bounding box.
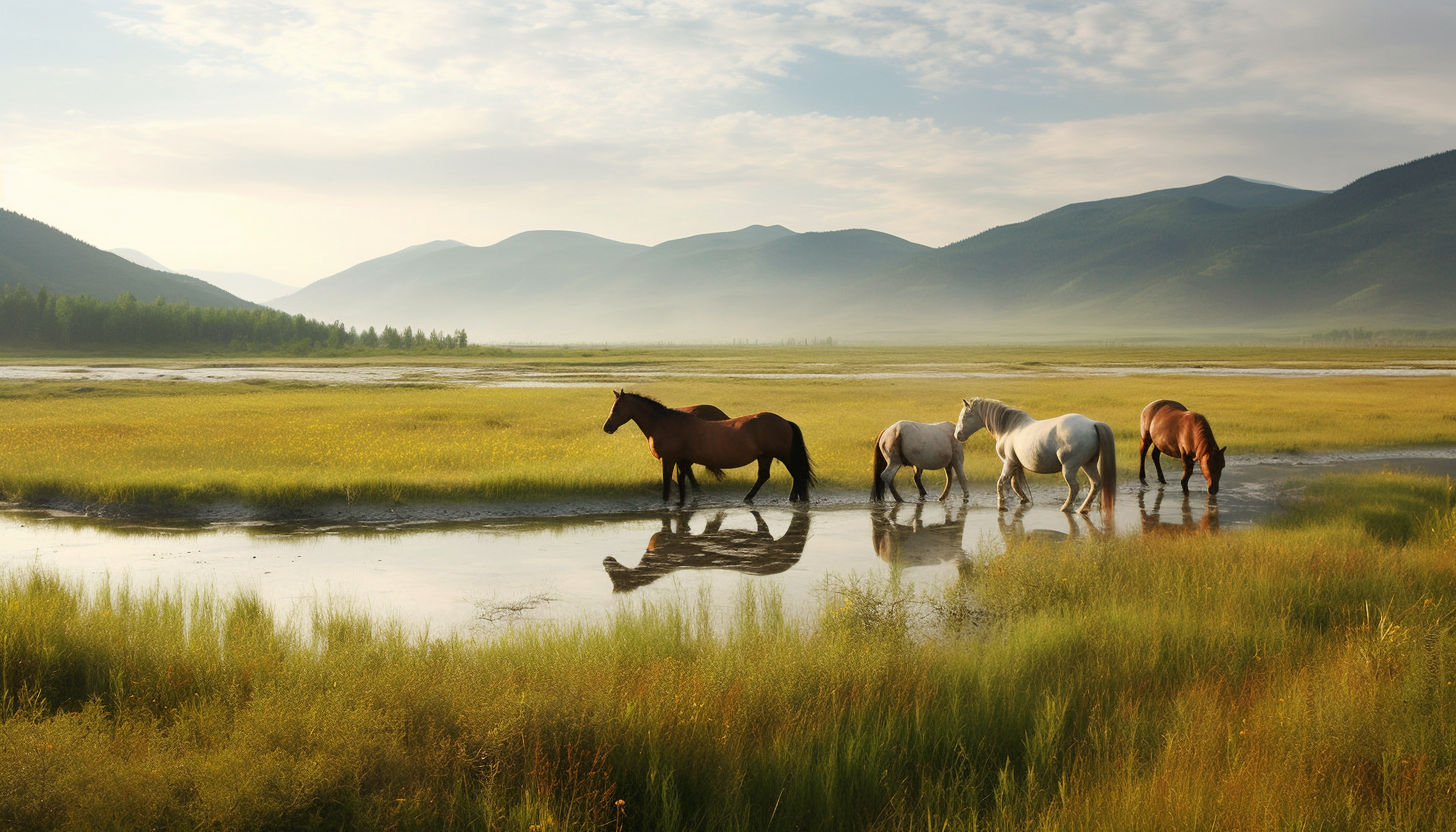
[3,0,1453,284]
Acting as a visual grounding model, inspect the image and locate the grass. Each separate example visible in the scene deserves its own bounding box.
[2,358,1456,506]
[5,470,1456,830]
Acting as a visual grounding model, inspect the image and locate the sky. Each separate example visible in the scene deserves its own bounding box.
[2,0,1454,287]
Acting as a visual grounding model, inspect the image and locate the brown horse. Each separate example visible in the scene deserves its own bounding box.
[1138,399,1227,494]
[603,391,816,504]
[676,404,730,490]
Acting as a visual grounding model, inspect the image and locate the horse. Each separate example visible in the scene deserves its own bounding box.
[872,420,969,502]
[676,404,731,491]
[954,397,1117,514]
[602,509,809,592]
[602,391,816,504]
[1137,399,1226,495]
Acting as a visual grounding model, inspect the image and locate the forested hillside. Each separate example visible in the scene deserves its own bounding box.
[0,285,468,353]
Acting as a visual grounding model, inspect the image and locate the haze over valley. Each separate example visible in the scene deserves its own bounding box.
[7,149,1451,344]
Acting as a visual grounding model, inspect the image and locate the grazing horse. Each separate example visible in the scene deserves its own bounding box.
[1138,399,1226,495]
[954,397,1117,514]
[602,391,816,504]
[872,420,970,502]
[602,509,810,592]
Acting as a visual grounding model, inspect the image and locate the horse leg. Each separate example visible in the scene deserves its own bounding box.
[1060,464,1081,513]
[684,465,701,492]
[936,467,953,501]
[996,459,1019,511]
[1011,466,1032,505]
[675,461,693,505]
[661,459,675,502]
[1151,448,1167,484]
[912,467,928,500]
[1138,435,1152,484]
[1180,456,1195,492]
[1078,463,1102,514]
[953,461,971,501]
[881,458,905,502]
[744,455,773,502]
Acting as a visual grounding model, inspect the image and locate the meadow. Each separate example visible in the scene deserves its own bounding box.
[5,471,1456,830]
[1,343,1455,507]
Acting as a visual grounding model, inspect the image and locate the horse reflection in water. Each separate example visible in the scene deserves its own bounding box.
[996,504,1101,546]
[871,503,970,566]
[603,510,811,592]
[1138,488,1220,535]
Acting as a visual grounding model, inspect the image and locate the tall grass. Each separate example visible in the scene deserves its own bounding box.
[3,371,1456,506]
[5,472,1456,830]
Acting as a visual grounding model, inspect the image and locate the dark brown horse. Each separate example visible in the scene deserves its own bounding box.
[676,404,731,490]
[1138,399,1227,494]
[603,391,816,504]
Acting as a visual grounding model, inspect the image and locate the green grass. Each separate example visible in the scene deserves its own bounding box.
[3,353,1456,506]
[5,471,1456,830]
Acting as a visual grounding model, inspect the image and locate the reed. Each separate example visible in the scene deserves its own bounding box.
[5,471,1456,830]
[2,370,1456,507]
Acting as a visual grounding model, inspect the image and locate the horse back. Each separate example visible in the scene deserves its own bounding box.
[679,404,730,421]
[665,410,796,468]
[1140,399,1188,437]
[1147,406,1210,457]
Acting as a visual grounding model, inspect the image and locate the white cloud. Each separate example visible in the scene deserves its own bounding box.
[2,0,1453,284]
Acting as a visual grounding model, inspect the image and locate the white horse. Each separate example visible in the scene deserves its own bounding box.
[954,398,1116,514]
[872,420,970,502]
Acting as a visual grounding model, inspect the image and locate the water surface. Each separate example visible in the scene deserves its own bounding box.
[6,450,1453,634]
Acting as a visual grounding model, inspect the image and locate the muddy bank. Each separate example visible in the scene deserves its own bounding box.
[8,448,1456,530]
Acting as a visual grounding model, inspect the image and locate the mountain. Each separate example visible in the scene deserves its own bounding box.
[28,149,1449,343]
[271,233,646,330]
[108,248,298,305]
[894,154,1456,336]
[269,225,934,341]
[0,210,254,308]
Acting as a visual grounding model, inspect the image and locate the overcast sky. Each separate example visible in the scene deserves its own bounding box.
[3,0,1454,286]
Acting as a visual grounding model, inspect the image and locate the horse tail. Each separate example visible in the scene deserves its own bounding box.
[872,429,888,500]
[705,466,726,481]
[1096,421,1117,509]
[789,421,817,490]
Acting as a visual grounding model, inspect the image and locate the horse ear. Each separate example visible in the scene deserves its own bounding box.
[962,398,970,407]
[1219,445,1227,454]
[614,389,622,398]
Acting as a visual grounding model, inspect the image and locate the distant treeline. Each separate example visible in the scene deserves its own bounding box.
[0,285,469,352]
[1308,327,1456,346]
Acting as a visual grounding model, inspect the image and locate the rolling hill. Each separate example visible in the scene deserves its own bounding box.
[0,210,254,309]
[269,225,933,341]
[903,151,1456,335]
[8,149,1452,343]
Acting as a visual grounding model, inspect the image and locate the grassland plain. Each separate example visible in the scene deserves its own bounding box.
[2,344,1456,507]
[3,471,1456,830]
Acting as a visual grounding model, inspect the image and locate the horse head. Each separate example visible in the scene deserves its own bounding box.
[603,389,630,434]
[1202,445,1227,495]
[954,398,986,442]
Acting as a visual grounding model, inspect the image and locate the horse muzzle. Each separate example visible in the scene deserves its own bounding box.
[603,421,618,434]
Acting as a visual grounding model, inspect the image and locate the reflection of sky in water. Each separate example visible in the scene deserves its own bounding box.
[5,452,1456,635]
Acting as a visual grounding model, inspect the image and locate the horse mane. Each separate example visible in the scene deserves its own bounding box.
[972,398,1033,434]
[618,391,675,416]
[1191,413,1221,457]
